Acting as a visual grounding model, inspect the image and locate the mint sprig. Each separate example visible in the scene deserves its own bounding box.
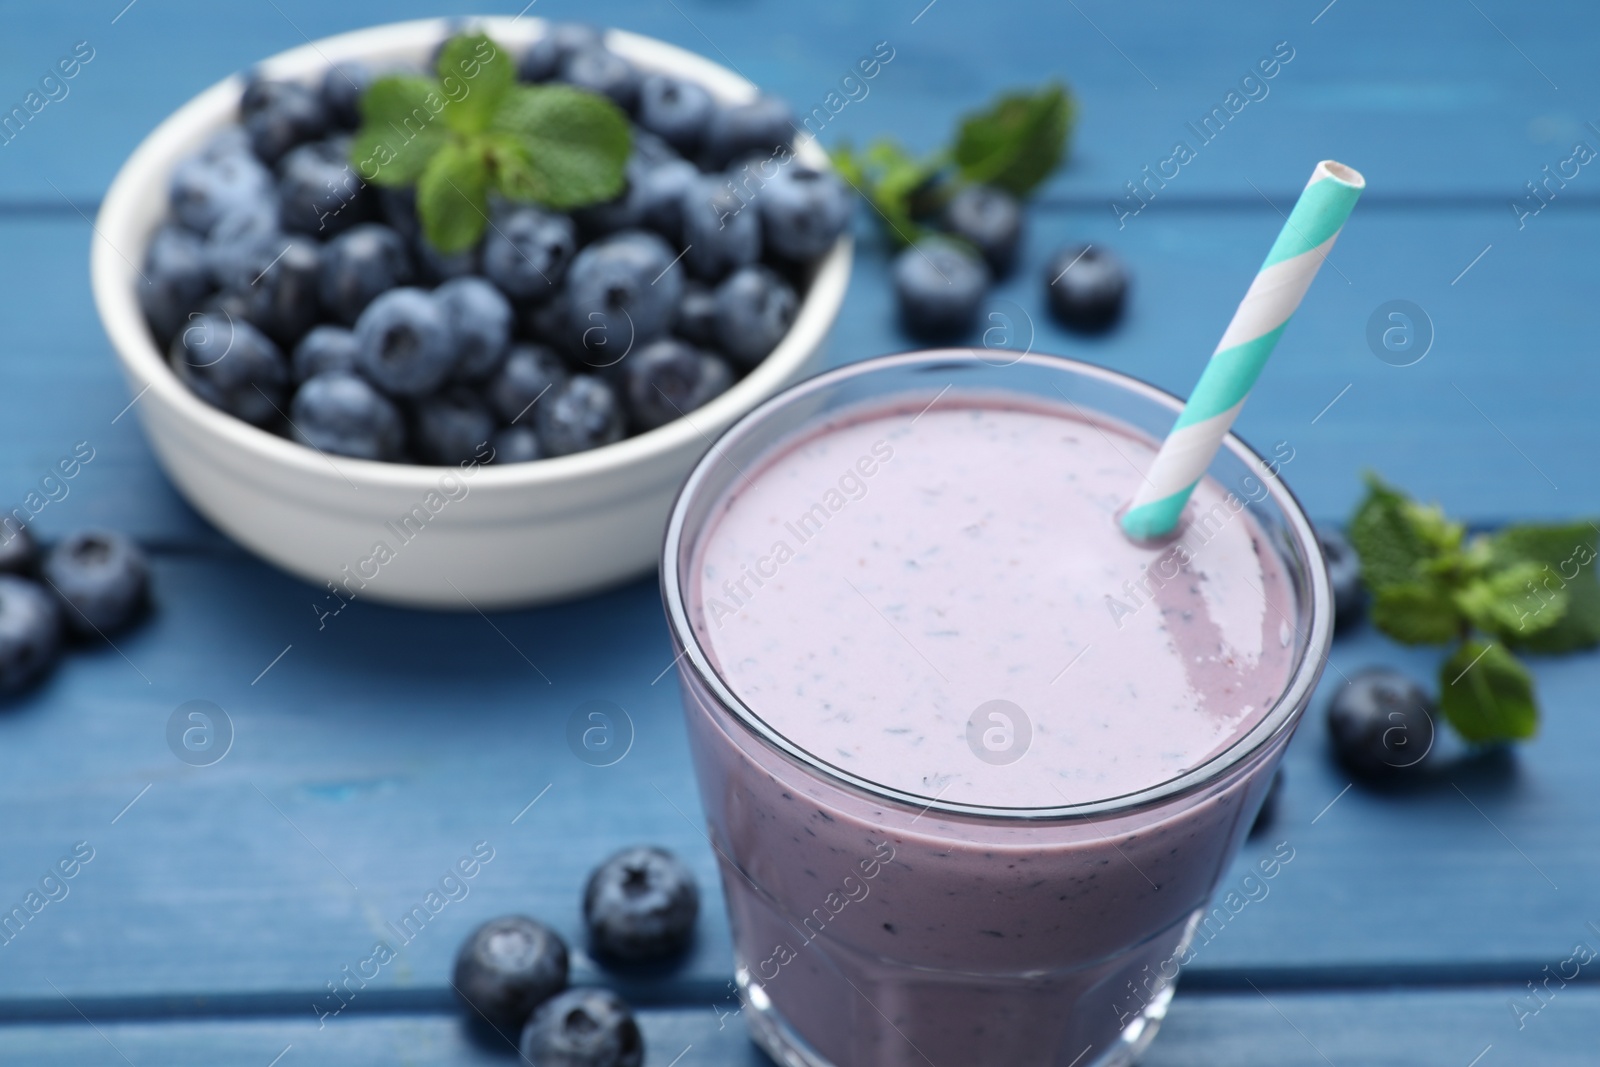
[831,82,1073,247]
[1348,473,1600,744]
[350,33,630,253]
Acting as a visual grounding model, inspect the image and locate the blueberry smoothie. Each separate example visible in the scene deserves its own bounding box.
[664,356,1327,1067]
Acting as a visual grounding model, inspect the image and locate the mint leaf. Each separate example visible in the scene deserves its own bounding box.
[1370,582,1461,644]
[1488,522,1600,653]
[1439,641,1538,744]
[482,133,541,202]
[950,83,1072,198]
[436,33,513,135]
[1348,473,1457,591]
[417,140,489,253]
[1455,561,1567,641]
[351,76,450,186]
[489,85,630,208]
[829,138,933,247]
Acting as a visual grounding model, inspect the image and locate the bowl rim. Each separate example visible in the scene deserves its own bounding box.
[90,15,852,495]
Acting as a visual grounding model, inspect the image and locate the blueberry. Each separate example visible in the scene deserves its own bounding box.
[536,376,625,457]
[354,288,456,396]
[483,207,577,302]
[567,231,685,363]
[140,224,213,346]
[240,80,329,166]
[377,186,421,245]
[621,340,733,433]
[453,915,569,1030]
[713,266,797,368]
[415,236,480,285]
[892,238,990,341]
[277,137,374,237]
[170,312,288,426]
[321,223,415,326]
[1319,525,1365,633]
[637,74,714,154]
[412,388,497,465]
[682,175,761,281]
[1327,668,1436,779]
[519,23,604,83]
[435,277,513,383]
[290,372,404,461]
[674,282,719,348]
[0,576,61,695]
[0,524,38,576]
[584,846,700,962]
[944,185,1023,276]
[291,325,360,383]
[1044,243,1128,333]
[491,425,544,464]
[635,159,698,244]
[487,343,568,424]
[42,531,149,638]
[228,236,324,348]
[572,159,647,239]
[523,289,581,359]
[169,135,274,235]
[629,130,682,167]
[519,989,643,1067]
[759,162,851,263]
[561,48,639,112]
[203,201,282,290]
[704,96,795,169]
[320,62,371,130]
[1249,767,1284,838]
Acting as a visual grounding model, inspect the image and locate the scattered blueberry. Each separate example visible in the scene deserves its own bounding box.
[584,845,700,962]
[1249,767,1284,838]
[519,989,643,1067]
[169,312,288,426]
[682,175,761,280]
[354,288,456,396]
[290,371,404,461]
[320,62,371,130]
[240,80,329,166]
[621,340,733,432]
[1319,525,1365,633]
[892,238,990,340]
[453,915,570,1031]
[536,376,626,457]
[943,185,1022,276]
[321,223,415,326]
[0,576,61,696]
[492,424,544,464]
[759,163,851,262]
[519,23,604,84]
[674,282,719,348]
[638,74,714,154]
[483,207,577,302]
[714,266,797,368]
[561,47,639,112]
[140,225,213,345]
[169,134,274,235]
[704,96,795,168]
[291,325,360,383]
[42,531,149,638]
[1327,668,1436,779]
[435,277,513,383]
[566,231,685,362]
[0,524,38,576]
[277,137,374,237]
[411,388,497,465]
[487,344,568,424]
[1044,243,1128,333]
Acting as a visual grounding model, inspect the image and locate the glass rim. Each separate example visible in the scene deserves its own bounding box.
[660,350,1333,822]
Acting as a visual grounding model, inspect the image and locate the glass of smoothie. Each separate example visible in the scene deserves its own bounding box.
[661,351,1331,1067]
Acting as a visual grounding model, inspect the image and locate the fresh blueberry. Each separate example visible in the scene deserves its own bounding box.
[291,325,360,383]
[637,74,714,154]
[0,576,61,695]
[277,137,374,237]
[536,376,625,457]
[435,277,513,383]
[483,207,577,302]
[892,238,990,341]
[703,96,795,168]
[629,129,682,167]
[203,200,282,290]
[759,162,851,262]
[354,288,456,396]
[1249,767,1284,838]
[561,47,639,112]
[523,289,581,360]
[170,312,288,426]
[491,425,543,464]
[412,388,497,465]
[714,265,797,368]
[1327,668,1436,779]
[682,175,761,281]
[377,186,421,245]
[944,185,1023,276]
[487,343,568,424]
[567,230,685,363]
[290,371,404,461]
[240,80,329,166]
[1044,244,1128,333]
[0,524,38,576]
[42,531,149,638]
[572,158,648,239]
[227,235,324,348]
[621,340,733,432]
[169,135,274,235]
[454,915,569,1031]
[584,845,700,962]
[519,989,643,1067]
[320,62,371,130]
[140,224,213,346]
[321,223,415,326]
[1319,525,1365,633]
[519,23,604,83]
[415,237,480,285]
[635,158,698,244]
[674,282,719,348]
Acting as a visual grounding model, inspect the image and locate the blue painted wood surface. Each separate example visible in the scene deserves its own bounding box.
[0,0,1596,1062]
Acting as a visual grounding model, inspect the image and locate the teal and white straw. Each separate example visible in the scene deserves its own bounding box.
[1121,160,1365,541]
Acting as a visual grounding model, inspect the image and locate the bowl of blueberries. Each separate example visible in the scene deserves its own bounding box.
[91,16,852,608]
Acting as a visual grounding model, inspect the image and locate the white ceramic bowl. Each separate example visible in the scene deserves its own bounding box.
[92,16,851,609]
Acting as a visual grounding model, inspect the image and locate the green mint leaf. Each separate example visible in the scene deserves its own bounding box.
[950,82,1073,198]
[1439,640,1538,744]
[829,138,931,247]
[416,140,490,253]
[1348,473,1461,592]
[1369,582,1462,645]
[1456,561,1567,641]
[488,85,630,209]
[436,33,513,135]
[1487,522,1600,653]
[482,132,541,202]
[350,75,451,186]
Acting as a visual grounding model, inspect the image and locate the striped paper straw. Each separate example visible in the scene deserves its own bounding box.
[1120,160,1365,541]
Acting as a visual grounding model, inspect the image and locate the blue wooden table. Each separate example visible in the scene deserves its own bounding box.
[3,0,1598,1062]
